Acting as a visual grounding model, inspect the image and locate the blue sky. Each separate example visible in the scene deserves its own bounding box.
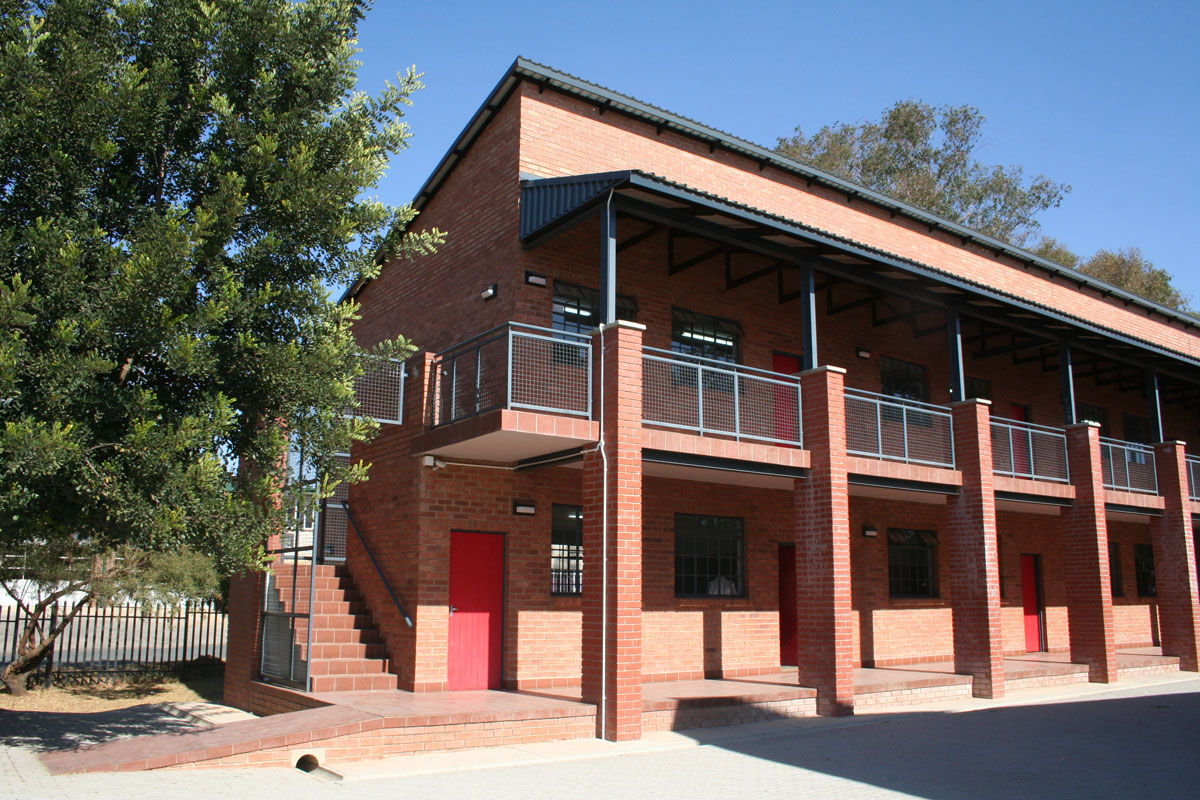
[352,0,1200,306]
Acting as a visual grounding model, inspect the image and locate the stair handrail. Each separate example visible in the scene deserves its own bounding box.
[329,499,414,628]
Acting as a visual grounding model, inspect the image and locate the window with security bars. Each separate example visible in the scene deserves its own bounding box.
[671,308,741,364]
[881,356,927,402]
[888,529,939,598]
[1109,541,1124,597]
[551,504,583,595]
[552,281,637,334]
[965,376,992,401]
[1135,543,1156,597]
[1076,402,1108,435]
[675,513,744,596]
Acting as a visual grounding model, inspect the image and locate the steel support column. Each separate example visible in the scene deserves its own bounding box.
[799,263,818,371]
[947,307,965,403]
[600,198,617,324]
[1060,342,1076,425]
[1147,370,1164,443]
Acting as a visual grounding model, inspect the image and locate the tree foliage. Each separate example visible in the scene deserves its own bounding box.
[1029,239,1191,312]
[0,0,440,692]
[776,100,1070,245]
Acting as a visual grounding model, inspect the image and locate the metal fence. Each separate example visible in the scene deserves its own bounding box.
[990,417,1069,483]
[260,533,316,689]
[844,389,955,468]
[351,357,406,425]
[0,601,226,686]
[642,348,803,446]
[1188,455,1200,502]
[1100,437,1157,494]
[431,323,591,426]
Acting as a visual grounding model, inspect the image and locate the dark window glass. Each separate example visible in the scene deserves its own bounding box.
[552,281,637,334]
[1122,414,1150,445]
[671,308,741,364]
[1109,542,1124,598]
[1135,543,1156,597]
[881,356,928,403]
[551,504,583,595]
[888,529,939,598]
[965,376,992,401]
[1076,402,1108,436]
[675,514,744,596]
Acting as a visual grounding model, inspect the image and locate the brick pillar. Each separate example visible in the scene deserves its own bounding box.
[1151,441,1200,670]
[1063,423,1117,682]
[582,321,644,740]
[222,568,266,711]
[947,400,1006,698]
[795,366,854,716]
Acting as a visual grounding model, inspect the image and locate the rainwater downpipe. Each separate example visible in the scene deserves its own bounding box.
[597,187,615,741]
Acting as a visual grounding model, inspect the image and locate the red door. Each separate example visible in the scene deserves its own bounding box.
[448,531,504,690]
[772,353,802,445]
[1020,553,1044,653]
[778,543,797,666]
[1010,403,1031,475]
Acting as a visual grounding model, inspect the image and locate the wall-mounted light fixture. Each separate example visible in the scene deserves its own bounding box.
[422,455,447,470]
[856,347,872,359]
[480,283,498,301]
[513,500,537,516]
[862,524,878,538]
[525,271,548,287]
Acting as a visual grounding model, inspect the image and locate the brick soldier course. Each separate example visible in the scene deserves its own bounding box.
[205,57,1200,767]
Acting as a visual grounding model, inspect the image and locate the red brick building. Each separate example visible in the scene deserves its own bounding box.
[225,59,1200,744]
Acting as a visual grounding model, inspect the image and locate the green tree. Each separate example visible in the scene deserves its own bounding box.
[0,0,440,693]
[1027,236,1081,269]
[776,100,1070,245]
[1028,238,1191,312]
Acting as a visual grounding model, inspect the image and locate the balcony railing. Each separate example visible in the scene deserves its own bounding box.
[1188,455,1200,502]
[641,348,802,446]
[349,357,406,425]
[1100,437,1157,494]
[431,323,591,427]
[990,417,1069,483]
[845,389,955,468]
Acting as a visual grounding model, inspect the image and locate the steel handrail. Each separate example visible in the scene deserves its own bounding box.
[333,499,413,628]
[990,416,1069,483]
[642,346,802,383]
[1099,437,1158,494]
[434,321,589,357]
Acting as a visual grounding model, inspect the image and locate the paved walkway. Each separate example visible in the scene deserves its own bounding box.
[3,671,1199,799]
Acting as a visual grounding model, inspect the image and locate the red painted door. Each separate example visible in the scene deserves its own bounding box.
[778,543,797,666]
[772,353,802,446]
[1020,553,1043,653]
[448,531,504,690]
[1010,403,1031,475]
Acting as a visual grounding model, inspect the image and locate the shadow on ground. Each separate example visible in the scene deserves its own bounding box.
[0,705,199,752]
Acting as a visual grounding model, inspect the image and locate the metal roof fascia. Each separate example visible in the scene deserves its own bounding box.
[610,173,1200,371]
[510,58,1198,332]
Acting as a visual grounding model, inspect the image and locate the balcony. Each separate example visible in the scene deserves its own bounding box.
[844,389,954,469]
[990,417,1069,483]
[1100,437,1157,495]
[415,323,598,461]
[1189,455,1200,502]
[641,348,802,447]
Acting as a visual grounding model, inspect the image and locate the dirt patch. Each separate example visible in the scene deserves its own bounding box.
[0,675,222,713]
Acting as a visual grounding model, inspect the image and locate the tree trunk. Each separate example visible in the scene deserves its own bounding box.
[1,652,45,695]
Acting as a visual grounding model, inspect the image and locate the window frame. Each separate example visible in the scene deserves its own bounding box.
[550,504,583,596]
[880,356,928,403]
[1134,542,1156,598]
[552,280,638,335]
[674,513,746,598]
[887,528,939,599]
[670,307,742,365]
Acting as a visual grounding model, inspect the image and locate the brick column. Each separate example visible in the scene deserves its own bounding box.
[582,321,644,740]
[947,400,1005,698]
[222,568,266,711]
[795,366,854,716]
[1151,441,1200,670]
[1063,423,1117,682]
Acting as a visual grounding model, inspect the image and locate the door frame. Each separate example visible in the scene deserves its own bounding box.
[777,542,797,667]
[1020,552,1047,653]
[448,529,507,690]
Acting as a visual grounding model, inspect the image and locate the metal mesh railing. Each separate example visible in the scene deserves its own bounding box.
[845,389,954,468]
[641,348,802,446]
[351,358,405,425]
[260,534,315,689]
[1188,455,1200,502]
[990,417,1069,483]
[1100,437,1157,494]
[432,323,591,426]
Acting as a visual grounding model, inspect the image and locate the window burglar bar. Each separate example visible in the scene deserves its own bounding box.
[431,323,592,426]
[1100,437,1157,494]
[1187,455,1200,502]
[641,347,802,446]
[845,388,955,468]
[990,417,1070,483]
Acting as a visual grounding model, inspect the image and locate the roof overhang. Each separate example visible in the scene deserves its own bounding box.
[520,171,1200,386]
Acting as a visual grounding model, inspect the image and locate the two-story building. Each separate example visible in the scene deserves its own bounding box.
[224,58,1200,752]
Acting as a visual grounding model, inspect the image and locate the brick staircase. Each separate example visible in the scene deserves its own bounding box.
[269,563,399,692]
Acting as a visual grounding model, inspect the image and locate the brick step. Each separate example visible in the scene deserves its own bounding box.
[311,600,366,616]
[308,657,391,677]
[310,626,381,644]
[309,613,373,630]
[266,587,357,604]
[306,642,387,660]
[274,575,349,591]
[309,672,400,692]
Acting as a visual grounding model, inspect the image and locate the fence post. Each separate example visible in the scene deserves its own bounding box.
[43,603,58,689]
